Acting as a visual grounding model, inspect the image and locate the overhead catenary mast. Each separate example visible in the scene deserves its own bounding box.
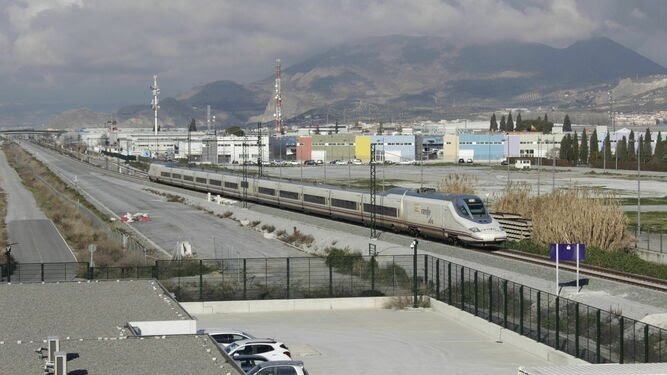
[274,59,283,136]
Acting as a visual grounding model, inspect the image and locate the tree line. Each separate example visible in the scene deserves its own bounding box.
[558,128,666,165]
[490,112,571,134]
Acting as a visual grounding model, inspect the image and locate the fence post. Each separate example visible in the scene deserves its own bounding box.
[575,303,580,358]
[243,259,247,300]
[286,258,290,299]
[41,263,45,282]
[423,254,428,287]
[537,291,542,342]
[370,255,375,292]
[199,259,203,301]
[519,286,524,335]
[435,259,440,300]
[488,275,493,322]
[661,226,664,253]
[647,226,650,250]
[619,317,624,364]
[555,296,560,350]
[329,261,333,297]
[596,309,601,363]
[644,324,649,363]
[474,271,478,316]
[503,280,508,328]
[460,268,465,310]
[154,261,159,280]
[447,262,452,304]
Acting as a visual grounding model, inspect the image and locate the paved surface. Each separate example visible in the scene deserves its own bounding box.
[20,142,308,259]
[197,309,552,375]
[0,150,75,263]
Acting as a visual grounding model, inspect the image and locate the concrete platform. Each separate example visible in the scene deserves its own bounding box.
[191,298,575,375]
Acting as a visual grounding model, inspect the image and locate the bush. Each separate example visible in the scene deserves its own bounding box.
[494,185,632,252]
[438,174,476,194]
[260,224,276,233]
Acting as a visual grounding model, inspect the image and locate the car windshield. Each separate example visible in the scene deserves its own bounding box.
[464,198,487,217]
[226,342,239,353]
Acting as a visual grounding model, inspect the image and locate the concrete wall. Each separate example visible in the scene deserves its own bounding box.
[636,249,667,265]
[181,297,393,314]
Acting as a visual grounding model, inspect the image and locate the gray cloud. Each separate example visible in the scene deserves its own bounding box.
[0,0,665,113]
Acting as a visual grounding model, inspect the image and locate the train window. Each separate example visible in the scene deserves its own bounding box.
[304,194,325,205]
[331,198,357,210]
[209,179,222,186]
[172,173,181,179]
[224,182,238,189]
[196,177,207,184]
[240,181,249,188]
[464,198,487,217]
[258,187,276,196]
[183,175,194,181]
[160,172,170,177]
[363,204,398,217]
[280,190,299,200]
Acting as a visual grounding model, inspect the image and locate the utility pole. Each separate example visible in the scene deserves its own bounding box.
[257,122,263,177]
[242,141,248,208]
[369,143,377,240]
[537,137,541,196]
[609,91,617,170]
[150,75,160,157]
[637,136,642,242]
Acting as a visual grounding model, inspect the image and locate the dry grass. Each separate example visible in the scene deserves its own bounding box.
[144,188,185,203]
[438,174,477,194]
[494,183,633,251]
[277,227,314,247]
[0,191,7,264]
[4,143,144,266]
[384,295,431,309]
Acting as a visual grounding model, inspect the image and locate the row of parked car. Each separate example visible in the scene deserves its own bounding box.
[198,328,309,375]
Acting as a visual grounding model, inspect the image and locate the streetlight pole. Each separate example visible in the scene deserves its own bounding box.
[637,137,642,241]
[506,133,510,186]
[552,135,555,191]
[537,137,541,196]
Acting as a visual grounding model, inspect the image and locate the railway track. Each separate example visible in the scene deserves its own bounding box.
[495,248,667,292]
[30,141,667,293]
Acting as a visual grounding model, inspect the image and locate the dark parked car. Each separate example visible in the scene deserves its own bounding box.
[233,355,269,373]
[303,160,316,166]
[458,158,465,164]
[501,159,509,166]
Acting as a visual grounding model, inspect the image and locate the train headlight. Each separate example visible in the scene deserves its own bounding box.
[470,227,480,233]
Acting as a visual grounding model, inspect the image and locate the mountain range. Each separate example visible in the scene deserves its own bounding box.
[48,35,667,129]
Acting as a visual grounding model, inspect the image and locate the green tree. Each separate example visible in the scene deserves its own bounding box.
[603,132,613,163]
[515,112,523,131]
[544,113,548,123]
[616,136,628,162]
[188,118,197,132]
[506,112,514,132]
[571,132,579,164]
[654,131,664,163]
[563,114,572,132]
[559,134,571,160]
[500,115,506,132]
[643,128,653,160]
[589,129,599,162]
[490,113,498,132]
[638,135,645,162]
[627,130,636,161]
[579,129,588,164]
[225,126,245,136]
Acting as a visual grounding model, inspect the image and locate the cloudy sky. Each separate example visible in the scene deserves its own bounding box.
[1,0,666,115]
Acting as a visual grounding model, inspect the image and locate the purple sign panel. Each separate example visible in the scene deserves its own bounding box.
[549,243,586,261]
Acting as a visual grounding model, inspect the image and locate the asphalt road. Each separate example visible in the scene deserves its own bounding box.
[0,150,75,265]
[20,142,308,260]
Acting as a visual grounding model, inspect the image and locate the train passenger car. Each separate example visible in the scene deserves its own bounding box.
[148,164,507,246]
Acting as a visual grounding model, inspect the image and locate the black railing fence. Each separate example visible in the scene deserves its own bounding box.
[2,254,666,364]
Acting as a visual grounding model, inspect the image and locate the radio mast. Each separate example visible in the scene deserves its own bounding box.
[150,75,160,136]
[274,59,283,135]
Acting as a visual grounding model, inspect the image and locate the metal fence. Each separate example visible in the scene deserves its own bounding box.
[2,254,666,364]
[634,225,666,254]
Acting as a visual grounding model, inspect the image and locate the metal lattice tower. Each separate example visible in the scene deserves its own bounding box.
[369,143,377,239]
[242,141,248,208]
[257,122,263,177]
[150,75,160,136]
[274,59,283,135]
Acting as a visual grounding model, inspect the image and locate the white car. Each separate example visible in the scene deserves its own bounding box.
[247,360,309,375]
[225,338,292,361]
[197,328,255,348]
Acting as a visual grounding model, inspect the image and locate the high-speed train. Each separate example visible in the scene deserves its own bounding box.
[148,164,507,246]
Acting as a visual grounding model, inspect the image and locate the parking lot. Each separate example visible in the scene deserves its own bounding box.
[196,308,552,374]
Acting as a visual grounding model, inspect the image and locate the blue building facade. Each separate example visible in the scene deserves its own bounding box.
[458,134,506,162]
[371,135,417,163]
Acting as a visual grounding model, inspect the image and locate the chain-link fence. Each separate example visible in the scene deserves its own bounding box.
[2,254,666,364]
[633,225,666,254]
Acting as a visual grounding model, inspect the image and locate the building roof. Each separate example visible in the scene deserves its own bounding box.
[0,280,243,375]
[1,335,240,375]
[0,280,190,341]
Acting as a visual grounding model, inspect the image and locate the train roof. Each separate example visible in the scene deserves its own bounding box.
[155,163,481,201]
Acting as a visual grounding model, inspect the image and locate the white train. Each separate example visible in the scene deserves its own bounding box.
[148,164,507,246]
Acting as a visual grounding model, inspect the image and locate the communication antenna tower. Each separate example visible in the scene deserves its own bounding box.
[150,75,160,136]
[274,59,283,136]
[207,105,212,133]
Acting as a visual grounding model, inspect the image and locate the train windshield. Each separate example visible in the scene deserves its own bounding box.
[456,197,490,222]
[465,198,487,216]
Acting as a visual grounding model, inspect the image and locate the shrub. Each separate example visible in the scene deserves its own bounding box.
[222,211,234,218]
[438,174,476,194]
[260,224,275,233]
[494,185,632,252]
[250,220,261,227]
